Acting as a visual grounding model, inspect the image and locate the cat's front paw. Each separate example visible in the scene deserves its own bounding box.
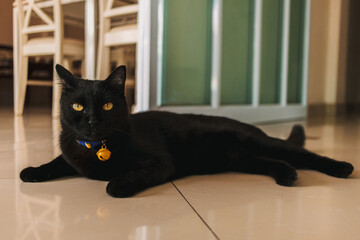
[20,167,49,182]
[273,165,298,187]
[106,179,139,198]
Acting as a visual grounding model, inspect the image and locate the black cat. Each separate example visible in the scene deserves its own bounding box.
[20,65,354,198]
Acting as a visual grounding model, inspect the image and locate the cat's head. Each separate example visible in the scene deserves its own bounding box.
[56,64,129,141]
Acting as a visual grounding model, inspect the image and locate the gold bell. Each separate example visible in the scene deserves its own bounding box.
[96,144,111,161]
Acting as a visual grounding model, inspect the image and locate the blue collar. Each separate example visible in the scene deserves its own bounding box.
[77,140,104,149]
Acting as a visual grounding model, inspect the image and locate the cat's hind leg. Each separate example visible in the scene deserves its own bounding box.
[247,136,353,178]
[232,154,298,186]
[287,124,305,147]
[20,155,78,182]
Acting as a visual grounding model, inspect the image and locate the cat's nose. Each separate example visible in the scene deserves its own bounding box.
[88,117,98,129]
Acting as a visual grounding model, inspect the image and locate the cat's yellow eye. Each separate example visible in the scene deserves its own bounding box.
[72,103,84,111]
[103,102,113,111]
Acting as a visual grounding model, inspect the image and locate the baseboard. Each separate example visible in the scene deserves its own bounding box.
[345,103,360,113]
[308,103,360,117]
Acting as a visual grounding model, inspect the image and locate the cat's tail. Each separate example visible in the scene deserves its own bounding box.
[287,124,305,147]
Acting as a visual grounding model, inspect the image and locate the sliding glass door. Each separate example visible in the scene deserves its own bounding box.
[136,0,311,123]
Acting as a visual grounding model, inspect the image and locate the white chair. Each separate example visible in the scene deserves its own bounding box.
[97,0,137,89]
[14,0,84,117]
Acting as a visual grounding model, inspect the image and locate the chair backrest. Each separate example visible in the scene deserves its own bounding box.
[97,0,138,79]
[15,0,63,41]
[100,0,138,28]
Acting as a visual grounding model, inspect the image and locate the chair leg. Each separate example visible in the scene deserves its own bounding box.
[14,56,28,116]
[63,58,71,72]
[52,62,61,118]
[96,46,110,80]
[52,118,61,157]
[81,58,85,78]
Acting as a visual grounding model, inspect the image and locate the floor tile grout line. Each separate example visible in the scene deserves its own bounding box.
[171,181,221,240]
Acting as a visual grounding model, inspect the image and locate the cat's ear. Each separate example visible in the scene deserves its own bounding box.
[56,64,78,89]
[105,65,126,93]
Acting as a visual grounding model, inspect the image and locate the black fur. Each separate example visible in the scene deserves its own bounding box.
[20,65,354,198]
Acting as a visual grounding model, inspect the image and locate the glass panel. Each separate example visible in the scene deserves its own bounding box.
[160,0,212,105]
[259,0,283,104]
[221,0,253,105]
[287,0,305,103]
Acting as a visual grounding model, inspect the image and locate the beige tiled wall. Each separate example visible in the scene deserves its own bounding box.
[0,0,13,46]
[307,0,349,106]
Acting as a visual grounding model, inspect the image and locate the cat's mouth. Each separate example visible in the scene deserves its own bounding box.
[82,137,103,142]
[80,132,106,142]
[82,136,105,142]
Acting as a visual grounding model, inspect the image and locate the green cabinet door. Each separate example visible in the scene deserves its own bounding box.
[260,0,283,104]
[161,0,212,105]
[158,0,307,108]
[287,0,305,103]
[221,0,253,105]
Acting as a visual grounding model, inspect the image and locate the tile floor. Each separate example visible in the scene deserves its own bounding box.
[1,108,360,240]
